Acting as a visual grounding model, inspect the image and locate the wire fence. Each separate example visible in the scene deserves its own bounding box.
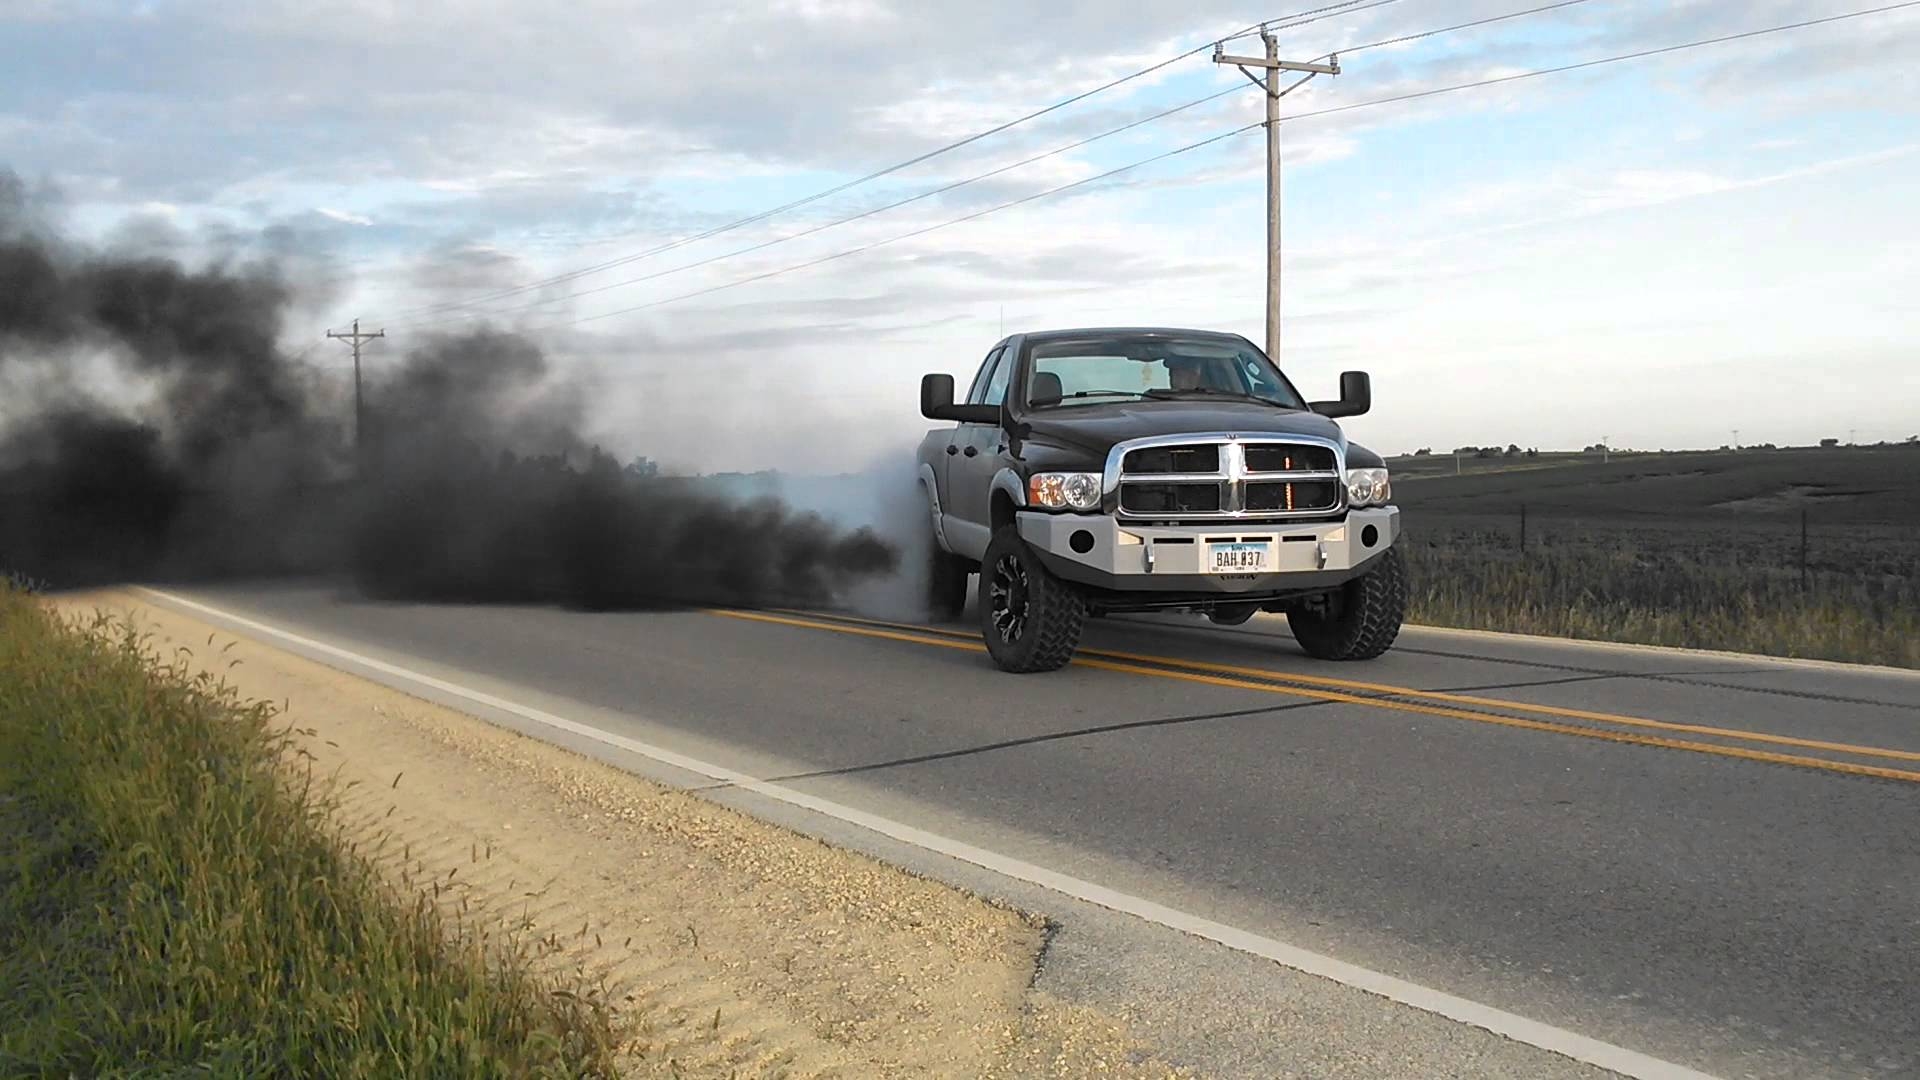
[1404,506,1920,577]
[1396,508,1920,666]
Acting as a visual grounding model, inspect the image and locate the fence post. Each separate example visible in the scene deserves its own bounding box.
[1519,502,1527,552]
[1800,508,1809,589]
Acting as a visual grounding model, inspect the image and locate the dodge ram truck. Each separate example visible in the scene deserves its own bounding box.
[916,326,1404,673]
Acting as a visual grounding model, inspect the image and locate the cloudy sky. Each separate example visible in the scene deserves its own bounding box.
[4,0,1917,472]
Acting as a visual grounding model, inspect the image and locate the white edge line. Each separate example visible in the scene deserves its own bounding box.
[1401,622,1920,678]
[1232,611,1920,679]
[131,587,1722,1080]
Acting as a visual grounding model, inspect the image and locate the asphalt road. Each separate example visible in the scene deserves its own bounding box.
[142,581,1920,1079]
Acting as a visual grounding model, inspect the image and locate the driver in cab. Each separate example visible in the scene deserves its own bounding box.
[1163,354,1213,392]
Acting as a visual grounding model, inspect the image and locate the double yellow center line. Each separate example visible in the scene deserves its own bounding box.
[708,608,1920,785]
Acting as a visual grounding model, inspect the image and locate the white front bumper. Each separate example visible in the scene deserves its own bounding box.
[1016,506,1400,592]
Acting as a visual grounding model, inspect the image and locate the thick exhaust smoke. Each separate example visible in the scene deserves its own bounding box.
[0,170,898,606]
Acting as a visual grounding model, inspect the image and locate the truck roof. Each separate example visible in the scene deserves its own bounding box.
[1017,326,1252,344]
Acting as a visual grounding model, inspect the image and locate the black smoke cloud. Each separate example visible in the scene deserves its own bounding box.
[0,171,897,605]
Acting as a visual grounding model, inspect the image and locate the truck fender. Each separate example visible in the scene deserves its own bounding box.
[917,462,953,554]
[989,468,1026,526]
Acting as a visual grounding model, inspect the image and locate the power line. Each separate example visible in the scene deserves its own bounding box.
[373,0,1399,325]
[530,124,1266,331]
[1218,0,1407,46]
[284,340,324,364]
[391,86,1249,331]
[400,0,1600,333]
[395,0,1600,331]
[1277,0,1920,125]
[519,0,1916,331]
[1332,0,1596,56]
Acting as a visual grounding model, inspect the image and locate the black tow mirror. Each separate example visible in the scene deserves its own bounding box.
[1310,370,1371,419]
[921,373,957,418]
[920,373,1002,424]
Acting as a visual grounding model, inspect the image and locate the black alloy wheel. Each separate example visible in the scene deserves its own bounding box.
[979,526,1086,672]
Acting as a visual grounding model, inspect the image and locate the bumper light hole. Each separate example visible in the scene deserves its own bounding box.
[1069,529,1096,554]
[1361,524,1379,548]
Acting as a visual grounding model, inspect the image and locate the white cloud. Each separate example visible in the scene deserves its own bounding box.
[1579,169,1733,213]
[4,0,1917,463]
[315,207,371,226]
[770,0,895,24]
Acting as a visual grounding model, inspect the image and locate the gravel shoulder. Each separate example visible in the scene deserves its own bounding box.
[58,589,1190,1079]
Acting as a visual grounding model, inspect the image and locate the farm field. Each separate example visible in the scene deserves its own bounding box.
[1386,445,1920,668]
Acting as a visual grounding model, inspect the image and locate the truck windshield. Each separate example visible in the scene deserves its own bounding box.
[1024,334,1306,410]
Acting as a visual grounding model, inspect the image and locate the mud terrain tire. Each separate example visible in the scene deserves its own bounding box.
[927,543,972,622]
[1287,546,1408,661]
[980,526,1086,673]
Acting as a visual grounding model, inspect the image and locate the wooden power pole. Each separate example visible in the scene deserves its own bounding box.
[1213,32,1338,363]
[326,319,385,458]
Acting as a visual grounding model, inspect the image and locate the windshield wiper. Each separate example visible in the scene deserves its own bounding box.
[1143,387,1287,406]
[1064,390,1147,399]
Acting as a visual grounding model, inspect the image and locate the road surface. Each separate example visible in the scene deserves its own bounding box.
[130,581,1920,1079]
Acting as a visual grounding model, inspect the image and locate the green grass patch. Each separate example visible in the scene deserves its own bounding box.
[0,582,619,1078]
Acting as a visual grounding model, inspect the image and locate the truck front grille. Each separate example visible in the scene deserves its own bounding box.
[1109,436,1345,521]
[1123,445,1220,474]
[1120,483,1222,514]
[1244,444,1337,473]
[1244,480,1340,512]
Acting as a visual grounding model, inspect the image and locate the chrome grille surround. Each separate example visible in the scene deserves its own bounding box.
[1101,432,1347,521]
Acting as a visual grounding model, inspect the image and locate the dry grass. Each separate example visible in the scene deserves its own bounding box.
[0,582,619,1078]
[1388,446,1920,667]
[1401,524,1920,668]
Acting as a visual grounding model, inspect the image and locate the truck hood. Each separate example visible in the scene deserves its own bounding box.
[1018,400,1349,456]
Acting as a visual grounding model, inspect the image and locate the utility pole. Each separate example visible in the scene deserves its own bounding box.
[1601,435,1610,465]
[326,318,384,459]
[1214,33,1338,362]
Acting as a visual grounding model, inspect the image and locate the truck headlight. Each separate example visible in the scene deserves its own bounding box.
[1345,467,1391,507]
[1028,472,1103,511]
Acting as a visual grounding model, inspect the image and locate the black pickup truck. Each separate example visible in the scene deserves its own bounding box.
[916,326,1404,673]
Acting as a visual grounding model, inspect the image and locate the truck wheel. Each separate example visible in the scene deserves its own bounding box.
[1287,546,1407,661]
[927,543,971,622]
[980,526,1086,673]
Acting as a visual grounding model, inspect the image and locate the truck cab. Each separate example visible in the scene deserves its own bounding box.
[915,327,1404,673]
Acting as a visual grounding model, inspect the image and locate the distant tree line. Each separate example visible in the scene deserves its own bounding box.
[1457,445,1538,458]
[1398,437,1920,459]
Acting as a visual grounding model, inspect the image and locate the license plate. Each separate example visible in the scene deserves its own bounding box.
[1207,542,1269,574]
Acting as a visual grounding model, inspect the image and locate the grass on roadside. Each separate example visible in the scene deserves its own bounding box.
[0,581,620,1078]
[1403,544,1920,669]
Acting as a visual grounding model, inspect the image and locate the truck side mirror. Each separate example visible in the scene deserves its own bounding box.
[921,373,957,419]
[1310,370,1371,419]
[921,373,1003,424]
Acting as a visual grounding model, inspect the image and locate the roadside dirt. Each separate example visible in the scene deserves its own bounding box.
[54,590,1192,1079]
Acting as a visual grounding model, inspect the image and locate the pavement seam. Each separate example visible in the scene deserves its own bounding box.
[706,699,1331,789]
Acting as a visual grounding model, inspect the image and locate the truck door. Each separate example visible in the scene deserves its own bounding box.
[951,345,1013,546]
